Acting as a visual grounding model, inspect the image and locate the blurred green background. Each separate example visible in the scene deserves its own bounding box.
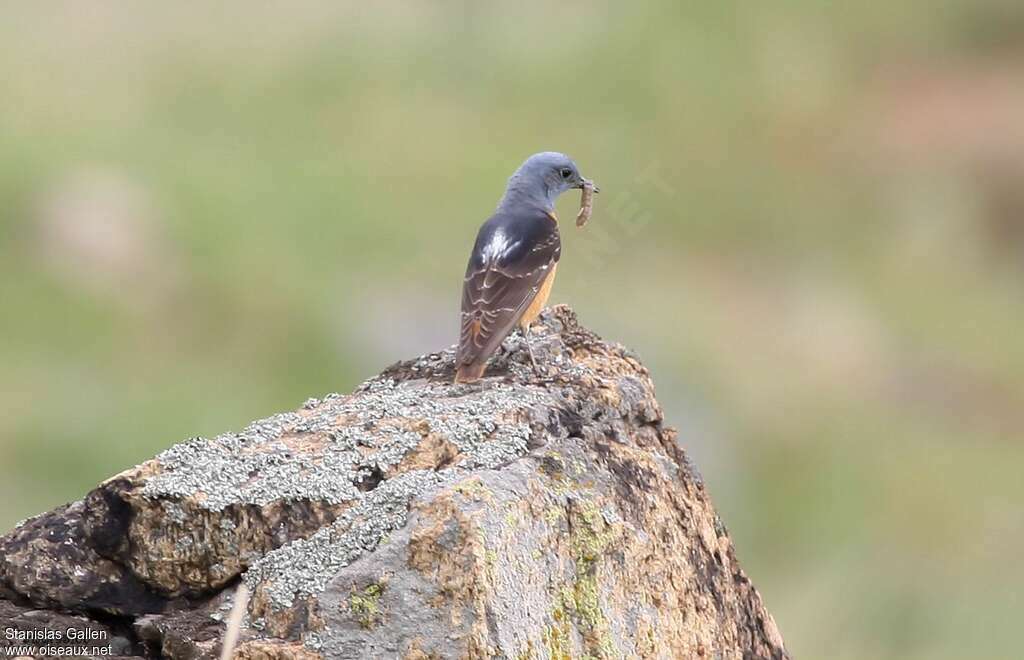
[2,2,1022,657]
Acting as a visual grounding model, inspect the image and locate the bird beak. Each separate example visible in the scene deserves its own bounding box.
[578,177,600,193]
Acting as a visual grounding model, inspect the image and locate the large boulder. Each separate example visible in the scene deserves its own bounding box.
[0,306,787,659]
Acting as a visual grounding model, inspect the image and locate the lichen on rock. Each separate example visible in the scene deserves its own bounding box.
[348,582,386,629]
[0,305,787,659]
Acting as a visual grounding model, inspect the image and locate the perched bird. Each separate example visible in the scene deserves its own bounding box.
[455,152,598,383]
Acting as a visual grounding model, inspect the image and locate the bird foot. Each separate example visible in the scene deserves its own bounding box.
[521,327,551,379]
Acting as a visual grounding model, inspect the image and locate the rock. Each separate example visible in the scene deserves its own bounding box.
[0,306,787,659]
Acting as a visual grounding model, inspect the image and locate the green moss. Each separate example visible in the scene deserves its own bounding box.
[542,605,573,660]
[570,503,614,566]
[573,575,604,629]
[454,477,492,501]
[554,500,619,658]
[349,582,385,629]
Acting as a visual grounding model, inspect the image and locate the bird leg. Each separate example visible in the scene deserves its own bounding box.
[523,324,541,375]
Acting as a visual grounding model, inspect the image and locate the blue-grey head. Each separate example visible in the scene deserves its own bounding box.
[497,151,598,213]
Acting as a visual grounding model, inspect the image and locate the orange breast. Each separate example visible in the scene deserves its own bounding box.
[519,263,558,328]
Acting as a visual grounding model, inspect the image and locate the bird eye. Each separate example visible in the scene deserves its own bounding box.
[560,168,572,179]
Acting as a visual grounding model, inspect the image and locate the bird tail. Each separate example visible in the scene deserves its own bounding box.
[454,361,487,383]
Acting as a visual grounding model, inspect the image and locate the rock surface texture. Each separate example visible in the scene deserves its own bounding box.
[0,306,787,659]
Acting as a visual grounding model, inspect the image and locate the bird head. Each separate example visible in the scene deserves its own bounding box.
[500,152,599,212]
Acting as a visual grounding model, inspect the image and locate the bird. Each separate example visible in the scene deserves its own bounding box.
[455,152,598,383]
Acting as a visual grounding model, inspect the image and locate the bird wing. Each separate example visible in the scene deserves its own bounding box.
[457,212,561,370]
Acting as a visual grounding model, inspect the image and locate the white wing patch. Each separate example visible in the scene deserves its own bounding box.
[480,228,519,263]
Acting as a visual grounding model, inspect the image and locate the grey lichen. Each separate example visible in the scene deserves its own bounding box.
[222,378,558,641]
[141,406,357,511]
[108,347,562,610]
[142,378,550,512]
[244,469,447,610]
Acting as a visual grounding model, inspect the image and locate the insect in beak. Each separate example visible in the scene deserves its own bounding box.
[576,179,598,228]
[575,178,600,193]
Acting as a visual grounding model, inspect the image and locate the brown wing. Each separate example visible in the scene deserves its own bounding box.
[456,210,561,373]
